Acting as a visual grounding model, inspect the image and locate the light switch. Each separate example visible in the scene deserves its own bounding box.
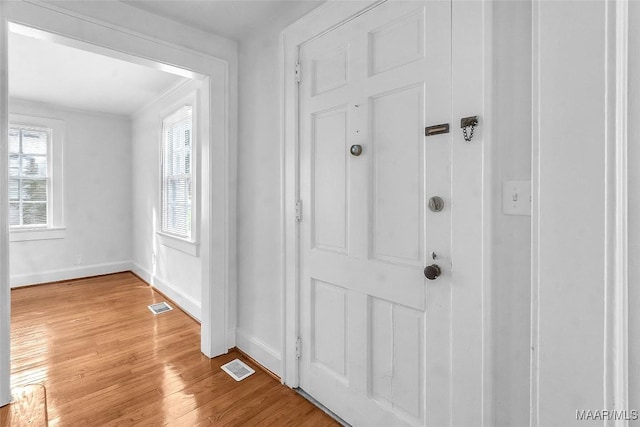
[503,180,531,216]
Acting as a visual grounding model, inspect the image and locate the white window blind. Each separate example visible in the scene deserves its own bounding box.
[9,125,50,227]
[161,106,193,239]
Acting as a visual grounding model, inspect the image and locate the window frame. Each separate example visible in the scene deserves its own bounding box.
[158,91,199,256]
[8,113,65,242]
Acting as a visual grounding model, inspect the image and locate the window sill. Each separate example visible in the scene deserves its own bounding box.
[10,227,66,242]
[157,232,199,256]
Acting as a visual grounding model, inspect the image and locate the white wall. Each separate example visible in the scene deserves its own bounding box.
[532,1,610,425]
[491,2,532,425]
[236,4,327,374]
[236,24,286,375]
[9,98,131,286]
[131,80,204,321]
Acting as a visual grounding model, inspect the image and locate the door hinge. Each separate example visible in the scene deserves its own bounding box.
[295,200,303,222]
[295,337,302,359]
[295,62,301,84]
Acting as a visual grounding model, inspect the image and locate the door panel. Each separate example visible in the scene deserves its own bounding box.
[368,9,425,76]
[370,84,424,265]
[371,298,424,420]
[312,280,348,379]
[299,1,452,425]
[312,106,350,253]
[312,45,350,96]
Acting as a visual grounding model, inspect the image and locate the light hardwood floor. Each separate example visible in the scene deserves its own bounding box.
[8,272,338,426]
[0,384,48,426]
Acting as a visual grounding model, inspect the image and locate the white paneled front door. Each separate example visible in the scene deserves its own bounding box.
[298,1,452,426]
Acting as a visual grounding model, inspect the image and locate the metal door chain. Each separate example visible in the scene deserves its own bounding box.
[462,123,476,142]
[460,116,479,142]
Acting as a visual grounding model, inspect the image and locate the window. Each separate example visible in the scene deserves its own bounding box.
[161,105,193,240]
[8,114,65,241]
[9,126,49,227]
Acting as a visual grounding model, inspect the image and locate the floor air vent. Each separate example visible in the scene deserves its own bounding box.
[221,359,255,381]
[147,302,173,315]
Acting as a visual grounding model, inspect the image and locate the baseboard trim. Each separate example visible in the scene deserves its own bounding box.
[233,346,280,382]
[10,261,132,288]
[227,328,237,350]
[236,328,281,377]
[130,263,201,321]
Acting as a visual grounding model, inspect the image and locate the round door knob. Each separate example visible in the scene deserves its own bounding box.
[428,196,444,212]
[424,264,441,280]
[350,144,363,156]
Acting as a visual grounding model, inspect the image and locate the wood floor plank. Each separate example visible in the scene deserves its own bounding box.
[8,272,339,426]
[0,384,48,427]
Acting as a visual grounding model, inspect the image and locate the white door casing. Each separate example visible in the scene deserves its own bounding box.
[0,1,237,403]
[0,4,10,407]
[531,1,630,425]
[298,1,451,425]
[283,1,492,426]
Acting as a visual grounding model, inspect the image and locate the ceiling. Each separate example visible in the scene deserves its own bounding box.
[9,31,187,116]
[121,0,324,41]
[9,1,324,115]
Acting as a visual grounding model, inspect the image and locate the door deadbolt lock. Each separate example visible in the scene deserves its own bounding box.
[424,264,441,280]
[428,196,444,212]
[350,145,363,156]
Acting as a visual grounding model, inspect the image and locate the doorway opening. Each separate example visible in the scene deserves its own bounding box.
[0,7,235,405]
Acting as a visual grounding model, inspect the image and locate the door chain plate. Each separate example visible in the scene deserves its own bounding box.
[425,123,450,137]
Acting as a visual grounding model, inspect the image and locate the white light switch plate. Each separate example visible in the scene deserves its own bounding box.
[503,180,531,216]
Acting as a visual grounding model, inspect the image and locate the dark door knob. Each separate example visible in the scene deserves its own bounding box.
[424,264,441,280]
[350,144,362,156]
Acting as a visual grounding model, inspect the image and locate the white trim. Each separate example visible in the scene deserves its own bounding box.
[151,276,202,321]
[278,27,288,386]
[480,3,494,426]
[612,0,629,423]
[530,3,625,425]
[8,113,65,230]
[10,226,65,242]
[280,0,381,389]
[6,21,200,81]
[202,65,234,356]
[530,2,541,425]
[20,0,233,68]
[0,10,10,408]
[451,1,492,425]
[9,260,131,288]
[236,328,282,377]
[157,232,199,257]
[147,83,203,258]
[227,328,237,350]
[159,90,199,245]
[625,1,640,418]
[131,262,201,321]
[604,1,616,417]
[0,0,236,376]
